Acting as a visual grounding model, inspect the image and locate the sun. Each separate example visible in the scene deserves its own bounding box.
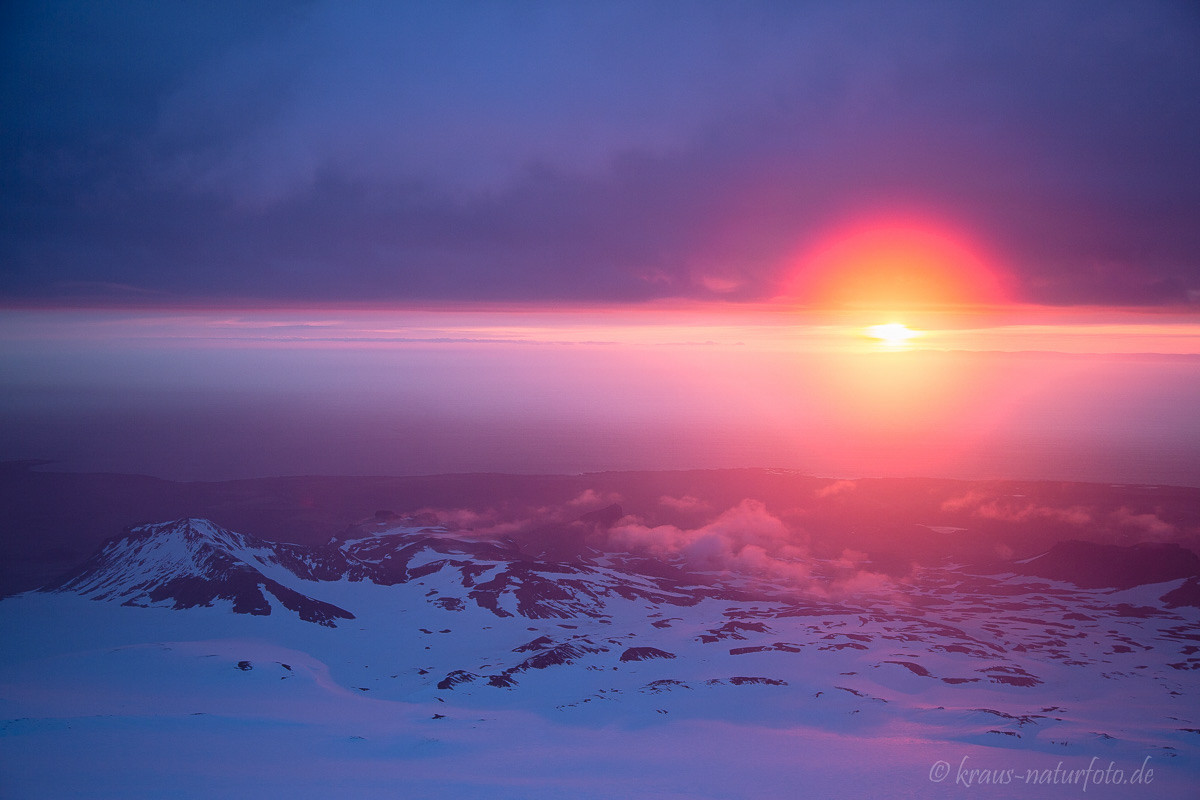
[865,322,920,347]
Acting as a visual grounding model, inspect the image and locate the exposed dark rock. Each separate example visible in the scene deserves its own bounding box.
[437,670,478,690]
[513,640,607,671]
[984,673,1041,687]
[729,645,773,655]
[260,579,354,627]
[730,642,803,655]
[620,646,676,662]
[882,660,931,677]
[703,620,771,641]
[513,636,555,653]
[730,676,787,686]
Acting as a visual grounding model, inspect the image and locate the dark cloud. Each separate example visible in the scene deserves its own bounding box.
[2,1,1199,305]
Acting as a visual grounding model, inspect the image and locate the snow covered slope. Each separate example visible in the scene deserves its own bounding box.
[3,514,1199,798]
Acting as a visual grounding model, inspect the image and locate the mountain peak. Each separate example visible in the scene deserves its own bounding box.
[50,517,354,626]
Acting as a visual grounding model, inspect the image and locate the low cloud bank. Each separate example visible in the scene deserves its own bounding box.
[941,491,1185,546]
[941,491,1092,525]
[609,499,893,594]
[610,499,808,581]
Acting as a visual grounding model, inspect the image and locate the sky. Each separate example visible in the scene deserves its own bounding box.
[2,0,1199,307]
[2,1,1200,484]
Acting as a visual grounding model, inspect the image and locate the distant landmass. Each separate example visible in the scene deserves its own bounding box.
[5,461,1199,597]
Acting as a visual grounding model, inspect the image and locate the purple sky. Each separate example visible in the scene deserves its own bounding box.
[3,0,1199,307]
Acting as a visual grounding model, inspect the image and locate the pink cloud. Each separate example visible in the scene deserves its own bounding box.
[1111,507,1175,537]
[418,507,531,536]
[975,501,1091,525]
[658,494,712,512]
[610,499,809,581]
[940,491,987,513]
[829,569,893,594]
[815,480,857,499]
[568,488,622,508]
[942,492,1091,525]
[831,548,870,568]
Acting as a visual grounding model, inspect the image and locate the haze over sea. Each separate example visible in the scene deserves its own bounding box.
[3,306,1197,486]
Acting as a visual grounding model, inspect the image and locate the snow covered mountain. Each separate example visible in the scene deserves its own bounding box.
[7,511,1200,797]
[49,514,730,625]
[39,514,1200,697]
[52,518,356,625]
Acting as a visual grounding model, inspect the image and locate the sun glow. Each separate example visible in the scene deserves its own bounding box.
[864,322,920,347]
[785,216,1010,312]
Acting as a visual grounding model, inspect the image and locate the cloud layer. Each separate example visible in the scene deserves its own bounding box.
[608,498,894,595]
[3,1,1199,305]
